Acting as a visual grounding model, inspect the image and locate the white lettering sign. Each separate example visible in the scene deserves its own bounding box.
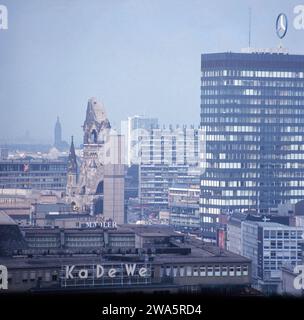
[293,265,304,290]
[0,5,8,30]
[64,264,149,280]
[294,5,304,30]
[0,265,8,290]
[85,221,117,229]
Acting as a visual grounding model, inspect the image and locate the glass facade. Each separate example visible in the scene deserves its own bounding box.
[0,159,67,190]
[200,52,304,239]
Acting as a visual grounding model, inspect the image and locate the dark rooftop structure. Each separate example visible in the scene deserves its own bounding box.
[0,211,28,256]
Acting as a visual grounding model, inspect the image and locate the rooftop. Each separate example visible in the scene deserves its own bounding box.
[0,210,17,225]
[243,221,303,230]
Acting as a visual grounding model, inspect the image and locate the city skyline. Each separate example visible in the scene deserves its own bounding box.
[0,0,303,144]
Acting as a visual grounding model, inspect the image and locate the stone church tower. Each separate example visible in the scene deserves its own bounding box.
[66,97,125,224]
[66,136,78,198]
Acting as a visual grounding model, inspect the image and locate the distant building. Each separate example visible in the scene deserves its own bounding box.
[121,115,158,166]
[0,159,67,190]
[0,189,64,226]
[66,136,78,197]
[139,125,201,166]
[168,180,200,230]
[200,51,304,239]
[226,212,248,255]
[0,147,8,160]
[124,164,139,201]
[136,125,202,218]
[226,210,294,256]
[242,221,304,294]
[54,117,69,151]
[139,165,200,214]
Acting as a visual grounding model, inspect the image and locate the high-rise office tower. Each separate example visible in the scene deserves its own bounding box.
[121,115,158,166]
[200,51,304,239]
[139,125,200,166]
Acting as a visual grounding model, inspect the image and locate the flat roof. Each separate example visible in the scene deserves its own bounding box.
[0,210,17,225]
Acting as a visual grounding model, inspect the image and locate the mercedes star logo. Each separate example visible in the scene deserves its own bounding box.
[276,13,288,39]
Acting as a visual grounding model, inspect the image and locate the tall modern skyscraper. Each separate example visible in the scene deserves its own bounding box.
[121,115,158,166]
[139,125,200,165]
[200,51,304,239]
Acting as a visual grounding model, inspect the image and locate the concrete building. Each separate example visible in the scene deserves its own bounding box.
[139,165,200,214]
[200,51,304,239]
[0,158,67,190]
[226,212,248,255]
[139,125,201,166]
[121,115,158,166]
[0,214,252,293]
[168,181,200,230]
[241,221,304,294]
[0,147,8,160]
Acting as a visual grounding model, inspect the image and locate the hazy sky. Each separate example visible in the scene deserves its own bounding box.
[0,0,303,145]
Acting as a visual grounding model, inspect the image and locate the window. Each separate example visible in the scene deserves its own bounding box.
[166,266,171,277]
[160,266,164,277]
[214,266,220,276]
[222,266,228,276]
[173,266,178,277]
[200,266,206,276]
[236,266,242,276]
[45,272,51,282]
[207,266,213,276]
[229,266,235,276]
[179,266,185,277]
[186,266,192,277]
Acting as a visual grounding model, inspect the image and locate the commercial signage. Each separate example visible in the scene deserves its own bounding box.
[61,263,152,288]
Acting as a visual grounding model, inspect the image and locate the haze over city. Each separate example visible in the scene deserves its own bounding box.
[0,0,302,145]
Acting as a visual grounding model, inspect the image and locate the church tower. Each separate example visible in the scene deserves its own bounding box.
[76,98,111,211]
[66,136,78,198]
[66,97,125,224]
[54,116,62,148]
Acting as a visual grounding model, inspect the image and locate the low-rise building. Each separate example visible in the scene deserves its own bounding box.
[0,212,252,294]
[242,221,304,294]
[0,159,67,190]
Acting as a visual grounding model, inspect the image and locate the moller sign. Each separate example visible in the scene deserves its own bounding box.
[84,220,117,229]
[82,217,117,229]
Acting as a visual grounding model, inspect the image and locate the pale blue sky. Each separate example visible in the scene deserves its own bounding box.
[0,0,302,145]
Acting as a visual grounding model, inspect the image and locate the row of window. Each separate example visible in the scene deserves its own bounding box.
[202,70,304,78]
[202,88,304,96]
[160,265,249,277]
[264,230,303,239]
[202,98,304,106]
[201,117,304,124]
[201,79,304,87]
